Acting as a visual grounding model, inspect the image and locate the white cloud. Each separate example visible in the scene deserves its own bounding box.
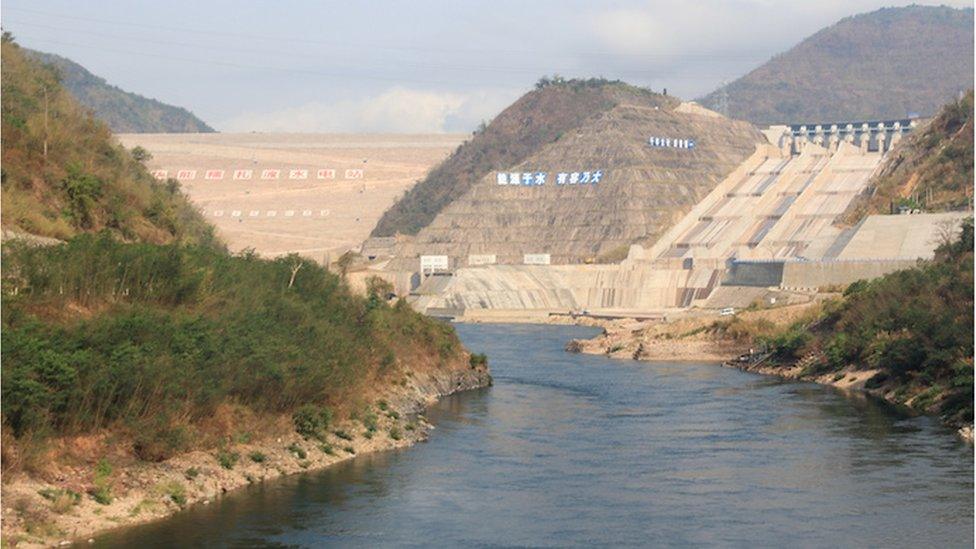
[220,87,516,133]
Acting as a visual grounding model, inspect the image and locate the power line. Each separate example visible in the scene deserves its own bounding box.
[8,18,746,77]
[3,5,773,62]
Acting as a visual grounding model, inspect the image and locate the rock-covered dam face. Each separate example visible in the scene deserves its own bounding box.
[382,86,764,268]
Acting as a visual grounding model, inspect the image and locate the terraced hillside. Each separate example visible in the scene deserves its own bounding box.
[372,78,632,237]
[699,5,974,124]
[382,81,763,265]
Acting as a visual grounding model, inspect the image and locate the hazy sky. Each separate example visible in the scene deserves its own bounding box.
[3,1,972,133]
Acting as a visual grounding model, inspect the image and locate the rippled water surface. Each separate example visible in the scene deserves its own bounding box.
[98,323,973,547]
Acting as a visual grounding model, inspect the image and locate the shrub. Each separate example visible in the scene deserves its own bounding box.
[154,480,186,506]
[38,488,80,514]
[248,451,266,463]
[90,459,113,505]
[362,411,378,433]
[133,421,190,462]
[292,405,333,441]
[286,443,306,459]
[184,467,200,480]
[389,427,402,441]
[216,449,239,470]
[333,430,353,441]
[469,353,488,368]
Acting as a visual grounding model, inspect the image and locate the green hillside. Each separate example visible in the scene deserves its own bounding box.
[763,220,973,427]
[1,33,476,475]
[844,90,974,223]
[700,5,974,124]
[1,35,215,244]
[25,48,214,133]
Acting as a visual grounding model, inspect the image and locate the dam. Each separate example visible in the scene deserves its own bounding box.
[392,122,969,319]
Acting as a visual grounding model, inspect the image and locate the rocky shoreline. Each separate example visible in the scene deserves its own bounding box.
[1,365,491,547]
[721,354,974,444]
[567,311,973,444]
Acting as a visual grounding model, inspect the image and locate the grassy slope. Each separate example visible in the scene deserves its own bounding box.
[371,78,665,237]
[25,48,214,133]
[762,221,973,426]
[1,35,474,472]
[1,37,216,244]
[699,5,973,124]
[2,236,467,463]
[843,91,973,223]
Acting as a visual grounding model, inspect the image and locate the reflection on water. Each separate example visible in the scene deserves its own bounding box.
[97,323,973,548]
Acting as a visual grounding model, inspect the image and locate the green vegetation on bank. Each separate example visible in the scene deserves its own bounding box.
[1,235,464,465]
[761,220,974,425]
[0,37,473,472]
[845,90,974,222]
[1,34,215,244]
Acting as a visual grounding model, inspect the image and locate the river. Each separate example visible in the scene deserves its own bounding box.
[97,323,973,547]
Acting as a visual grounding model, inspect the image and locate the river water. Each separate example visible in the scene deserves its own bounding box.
[98,323,973,548]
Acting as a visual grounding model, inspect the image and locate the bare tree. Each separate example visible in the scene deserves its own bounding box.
[287,256,303,288]
[933,218,960,250]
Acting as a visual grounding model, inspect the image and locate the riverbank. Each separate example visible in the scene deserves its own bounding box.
[1,363,491,547]
[566,302,974,443]
[566,302,821,361]
[722,355,974,444]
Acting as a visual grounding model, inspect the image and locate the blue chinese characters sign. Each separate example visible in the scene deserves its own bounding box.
[496,171,603,186]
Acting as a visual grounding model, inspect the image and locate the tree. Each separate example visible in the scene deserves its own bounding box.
[336,251,357,279]
[131,146,152,164]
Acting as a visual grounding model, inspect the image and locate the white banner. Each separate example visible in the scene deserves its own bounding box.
[176,169,196,180]
[420,255,449,272]
[523,253,551,265]
[205,170,225,180]
[317,169,336,180]
[233,169,253,180]
[345,169,364,179]
[468,254,497,266]
[151,170,168,180]
[261,169,280,180]
[289,169,309,180]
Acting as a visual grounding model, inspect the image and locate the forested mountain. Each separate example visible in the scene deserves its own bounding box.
[2,35,215,244]
[26,47,214,133]
[699,5,974,124]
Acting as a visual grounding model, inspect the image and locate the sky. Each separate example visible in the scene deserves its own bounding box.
[2,0,972,133]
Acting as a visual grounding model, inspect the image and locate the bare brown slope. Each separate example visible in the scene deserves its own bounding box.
[700,5,974,124]
[371,79,646,237]
[394,90,763,265]
[843,90,974,223]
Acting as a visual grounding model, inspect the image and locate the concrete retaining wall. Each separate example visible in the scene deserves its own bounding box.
[781,259,919,289]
